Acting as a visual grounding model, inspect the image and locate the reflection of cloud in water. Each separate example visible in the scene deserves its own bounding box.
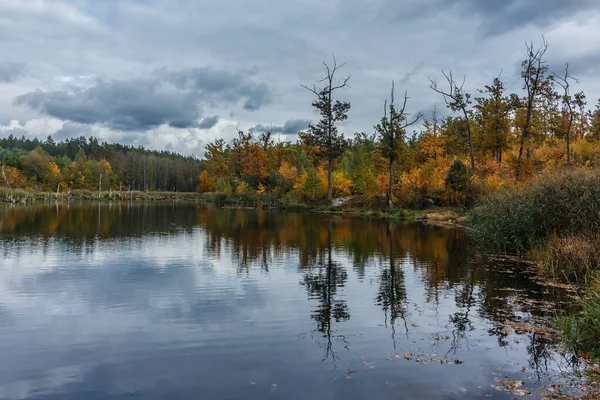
[0,364,91,400]
[0,205,578,399]
[0,231,278,399]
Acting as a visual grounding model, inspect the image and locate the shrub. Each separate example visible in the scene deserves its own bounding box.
[468,169,600,253]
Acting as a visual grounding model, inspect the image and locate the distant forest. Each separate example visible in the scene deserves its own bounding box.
[0,135,203,192]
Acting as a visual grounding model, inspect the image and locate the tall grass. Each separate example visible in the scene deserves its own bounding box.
[557,290,600,359]
[537,235,600,283]
[469,169,600,359]
[468,169,600,253]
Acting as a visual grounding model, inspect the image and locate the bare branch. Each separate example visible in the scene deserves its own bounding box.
[331,76,351,91]
[300,83,320,96]
[401,111,423,129]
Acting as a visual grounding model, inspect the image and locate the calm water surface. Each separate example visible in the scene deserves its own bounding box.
[0,203,578,399]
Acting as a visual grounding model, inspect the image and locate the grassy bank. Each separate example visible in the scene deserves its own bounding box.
[1,187,202,203]
[197,191,465,224]
[468,169,600,359]
[1,187,464,224]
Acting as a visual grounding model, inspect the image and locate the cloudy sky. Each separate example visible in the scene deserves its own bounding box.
[1,0,599,157]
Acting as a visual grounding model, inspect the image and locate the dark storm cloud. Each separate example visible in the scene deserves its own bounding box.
[0,63,26,83]
[155,68,270,111]
[198,115,220,129]
[450,0,599,34]
[559,51,600,78]
[2,0,600,154]
[250,119,311,135]
[14,68,270,131]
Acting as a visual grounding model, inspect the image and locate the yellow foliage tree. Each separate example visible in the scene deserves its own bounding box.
[331,171,352,197]
[236,180,250,194]
[293,169,326,202]
[196,170,215,193]
[279,161,297,183]
[2,165,29,188]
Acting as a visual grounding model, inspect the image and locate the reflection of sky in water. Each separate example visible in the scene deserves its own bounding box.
[0,204,576,399]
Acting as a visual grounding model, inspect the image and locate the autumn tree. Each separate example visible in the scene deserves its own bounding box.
[515,39,554,180]
[21,147,62,190]
[375,82,422,207]
[474,76,511,164]
[301,54,351,201]
[197,170,215,193]
[239,142,268,184]
[430,71,475,171]
[204,138,229,180]
[418,107,443,162]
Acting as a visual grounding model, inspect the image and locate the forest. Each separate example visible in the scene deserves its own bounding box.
[0,135,203,193]
[197,41,600,209]
[1,39,600,208]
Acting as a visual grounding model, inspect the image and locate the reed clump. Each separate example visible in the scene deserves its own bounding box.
[468,169,600,253]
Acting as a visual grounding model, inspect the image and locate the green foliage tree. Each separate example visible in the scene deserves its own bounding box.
[445,160,470,206]
[301,55,351,201]
[474,76,511,164]
[375,82,422,207]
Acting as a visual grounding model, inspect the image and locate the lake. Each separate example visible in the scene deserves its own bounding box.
[0,203,581,399]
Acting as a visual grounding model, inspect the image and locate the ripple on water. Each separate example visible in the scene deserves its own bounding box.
[0,203,586,399]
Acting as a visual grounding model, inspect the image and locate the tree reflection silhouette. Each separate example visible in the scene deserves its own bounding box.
[376,221,409,348]
[301,218,350,365]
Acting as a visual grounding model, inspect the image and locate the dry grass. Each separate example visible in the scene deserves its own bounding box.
[537,235,600,283]
[468,169,600,253]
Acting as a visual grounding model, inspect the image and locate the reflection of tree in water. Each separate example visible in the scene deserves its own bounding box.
[6,203,573,375]
[376,222,408,347]
[475,258,570,375]
[448,269,476,351]
[301,218,350,364]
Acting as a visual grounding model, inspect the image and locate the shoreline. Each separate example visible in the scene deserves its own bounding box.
[1,188,466,226]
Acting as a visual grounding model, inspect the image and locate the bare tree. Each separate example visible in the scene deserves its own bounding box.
[515,38,552,180]
[554,64,586,167]
[301,54,351,201]
[375,81,422,208]
[429,71,475,172]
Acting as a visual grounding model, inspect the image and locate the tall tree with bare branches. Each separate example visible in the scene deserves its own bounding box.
[375,81,422,208]
[429,71,475,172]
[554,64,586,166]
[301,55,351,201]
[515,38,553,180]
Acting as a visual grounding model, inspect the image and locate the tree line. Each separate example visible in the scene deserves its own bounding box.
[200,40,600,207]
[0,135,203,192]
[2,38,600,204]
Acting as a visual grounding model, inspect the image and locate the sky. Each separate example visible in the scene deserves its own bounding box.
[1,0,599,158]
